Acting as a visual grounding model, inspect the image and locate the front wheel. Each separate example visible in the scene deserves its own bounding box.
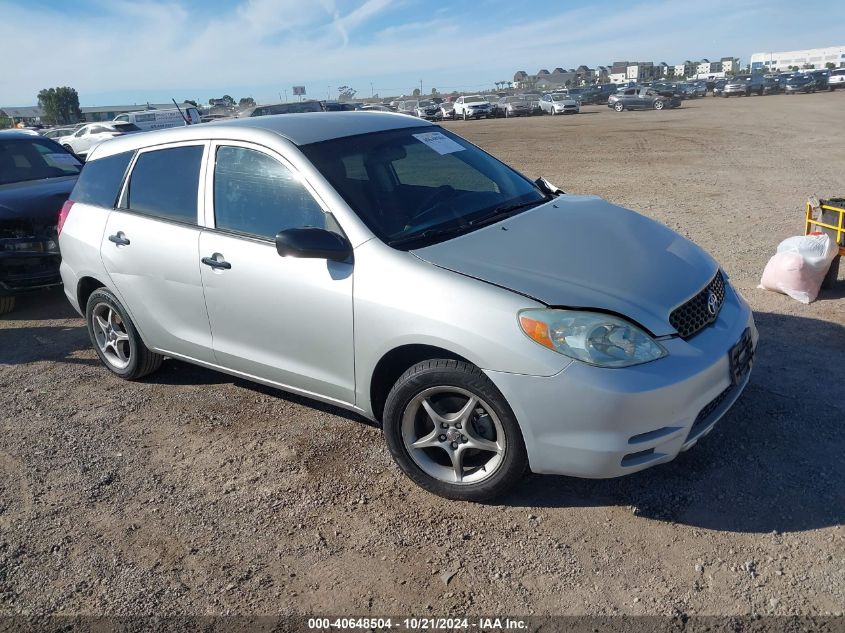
[613,102,624,112]
[383,359,528,501]
[551,107,556,115]
[86,288,163,380]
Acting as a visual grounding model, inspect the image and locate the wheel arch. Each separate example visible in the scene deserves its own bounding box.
[77,275,107,312]
[369,344,473,423]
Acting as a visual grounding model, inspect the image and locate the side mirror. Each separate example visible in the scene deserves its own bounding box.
[535,177,565,196]
[275,228,352,262]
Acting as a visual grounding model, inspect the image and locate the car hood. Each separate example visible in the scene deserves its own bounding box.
[0,176,77,226]
[411,195,718,336]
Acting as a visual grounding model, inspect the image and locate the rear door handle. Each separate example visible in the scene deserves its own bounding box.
[201,255,231,270]
[108,232,130,246]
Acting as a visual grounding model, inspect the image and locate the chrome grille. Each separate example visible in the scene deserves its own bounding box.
[669,271,726,339]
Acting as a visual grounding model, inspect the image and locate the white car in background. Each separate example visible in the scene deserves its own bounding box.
[58,122,140,158]
[452,95,492,120]
[113,107,200,131]
[829,68,845,90]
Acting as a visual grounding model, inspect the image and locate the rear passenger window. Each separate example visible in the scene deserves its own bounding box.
[127,145,203,224]
[71,150,133,208]
[213,146,325,239]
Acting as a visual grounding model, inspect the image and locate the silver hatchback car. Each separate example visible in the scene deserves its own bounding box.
[58,113,757,501]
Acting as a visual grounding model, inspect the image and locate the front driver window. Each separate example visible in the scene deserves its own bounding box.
[213,146,326,240]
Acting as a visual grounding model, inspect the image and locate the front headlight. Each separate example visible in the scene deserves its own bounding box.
[518,309,667,368]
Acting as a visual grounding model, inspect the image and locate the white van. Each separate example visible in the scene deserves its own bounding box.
[113,107,200,131]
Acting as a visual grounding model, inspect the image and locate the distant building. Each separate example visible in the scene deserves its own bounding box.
[0,106,44,126]
[721,56,740,73]
[750,45,845,71]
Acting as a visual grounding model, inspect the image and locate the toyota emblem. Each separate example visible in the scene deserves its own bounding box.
[707,291,719,316]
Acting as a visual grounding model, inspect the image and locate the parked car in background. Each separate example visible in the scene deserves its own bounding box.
[589,83,622,104]
[453,95,492,120]
[414,100,441,120]
[58,122,141,158]
[783,74,817,94]
[539,93,580,115]
[58,112,757,501]
[360,104,394,112]
[608,87,680,111]
[518,94,543,115]
[712,80,727,97]
[323,102,359,112]
[0,133,81,314]
[41,127,78,140]
[483,96,502,117]
[497,96,531,118]
[113,107,200,131]
[829,68,845,90]
[240,101,325,117]
[762,77,781,95]
[722,75,765,97]
[808,70,829,91]
[395,100,419,116]
[651,82,682,98]
[438,102,456,120]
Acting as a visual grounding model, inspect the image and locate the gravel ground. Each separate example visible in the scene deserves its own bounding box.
[1,92,843,619]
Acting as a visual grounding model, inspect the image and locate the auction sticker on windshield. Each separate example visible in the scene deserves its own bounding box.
[45,153,81,167]
[412,131,465,155]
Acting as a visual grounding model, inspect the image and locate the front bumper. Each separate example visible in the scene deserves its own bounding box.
[485,283,757,478]
[723,87,746,94]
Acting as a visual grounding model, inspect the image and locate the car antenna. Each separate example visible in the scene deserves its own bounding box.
[172,98,190,125]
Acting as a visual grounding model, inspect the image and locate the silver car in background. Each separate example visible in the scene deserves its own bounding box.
[539,93,581,115]
[58,112,757,501]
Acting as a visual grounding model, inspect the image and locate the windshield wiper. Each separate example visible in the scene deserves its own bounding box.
[468,198,548,228]
[387,224,470,248]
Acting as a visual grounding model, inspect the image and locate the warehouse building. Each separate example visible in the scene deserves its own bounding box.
[750,46,845,72]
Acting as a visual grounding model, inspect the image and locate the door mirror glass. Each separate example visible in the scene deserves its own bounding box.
[275,228,351,261]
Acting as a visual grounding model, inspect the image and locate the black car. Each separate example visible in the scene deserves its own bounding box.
[783,74,817,94]
[0,133,81,313]
[241,100,325,116]
[762,77,781,94]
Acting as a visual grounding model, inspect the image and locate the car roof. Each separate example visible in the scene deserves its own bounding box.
[87,112,434,160]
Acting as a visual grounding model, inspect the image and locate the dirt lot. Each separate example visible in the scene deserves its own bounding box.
[1,93,843,619]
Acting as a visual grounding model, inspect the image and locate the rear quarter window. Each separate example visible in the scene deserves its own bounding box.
[127,145,203,224]
[70,151,134,208]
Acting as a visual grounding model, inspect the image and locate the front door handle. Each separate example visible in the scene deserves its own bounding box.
[201,254,231,270]
[108,232,130,246]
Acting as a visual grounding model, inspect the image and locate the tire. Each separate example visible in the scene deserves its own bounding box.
[462,111,467,121]
[505,110,509,118]
[551,107,556,115]
[85,288,163,380]
[382,359,528,502]
[0,295,15,315]
[613,102,624,112]
[653,100,664,110]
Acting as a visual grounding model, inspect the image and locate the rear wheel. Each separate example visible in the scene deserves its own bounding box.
[383,359,528,501]
[0,296,15,315]
[86,288,163,380]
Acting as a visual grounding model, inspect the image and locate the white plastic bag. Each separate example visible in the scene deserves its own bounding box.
[759,234,837,304]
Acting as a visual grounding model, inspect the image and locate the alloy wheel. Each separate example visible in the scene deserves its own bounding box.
[91,302,131,370]
[401,386,505,485]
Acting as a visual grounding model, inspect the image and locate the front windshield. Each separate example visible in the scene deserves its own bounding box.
[464,95,484,102]
[418,100,433,107]
[0,139,82,186]
[551,94,568,101]
[301,126,547,248]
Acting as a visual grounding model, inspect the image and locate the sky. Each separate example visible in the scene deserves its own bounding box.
[1,0,842,106]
